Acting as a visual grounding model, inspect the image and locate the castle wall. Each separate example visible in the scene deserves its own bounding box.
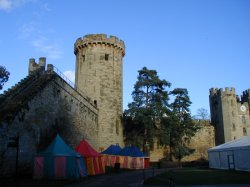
[209,87,250,145]
[182,121,215,161]
[149,121,215,162]
[0,70,98,176]
[74,34,125,150]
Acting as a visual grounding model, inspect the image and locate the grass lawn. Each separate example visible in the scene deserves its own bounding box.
[144,168,250,186]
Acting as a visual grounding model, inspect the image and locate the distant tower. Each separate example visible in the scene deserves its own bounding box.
[209,87,250,145]
[74,34,125,149]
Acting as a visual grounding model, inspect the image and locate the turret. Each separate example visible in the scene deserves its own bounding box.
[74,34,125,149]
[28,57,46,74]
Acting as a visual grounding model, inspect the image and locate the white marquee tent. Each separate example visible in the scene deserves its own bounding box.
[208,136,250,172]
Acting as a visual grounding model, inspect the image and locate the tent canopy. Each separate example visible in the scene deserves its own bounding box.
[208,136,250,172]
[75,139,105,175]
[208,135,250,152]
[34,134,87,179]
[75,139,101,157]
[119,146,145,157]
[101,145,122,155]
[38,134,81,157]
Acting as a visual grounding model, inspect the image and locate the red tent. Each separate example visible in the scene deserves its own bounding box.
[75,140,105,175]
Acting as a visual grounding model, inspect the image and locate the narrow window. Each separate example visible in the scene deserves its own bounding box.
[94,100,97,106]
[232,123,236,131]
[116,119,119,135]
[82,55,85,62]
[105,54,109,61]
[242,116,246,124]
[243,128,247,136]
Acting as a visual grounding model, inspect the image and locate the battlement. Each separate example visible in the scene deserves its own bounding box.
[241,89,250,102]
[209,87,236,96]
[28,57,46,74]
[74,34,125,56]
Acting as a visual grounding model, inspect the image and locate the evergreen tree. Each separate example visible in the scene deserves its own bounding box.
[0,66,10,90]
[123,67,171,153]
[167,88,199,164]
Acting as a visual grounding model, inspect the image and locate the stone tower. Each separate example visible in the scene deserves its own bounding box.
[209,87,250,145]
[74,34,125,150]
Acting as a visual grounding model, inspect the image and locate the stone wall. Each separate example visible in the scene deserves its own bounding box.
[74,34,125,150]
[182,121,215,161]
[149,121,215,162]
[0,69,98,176]
[210,87,250,145]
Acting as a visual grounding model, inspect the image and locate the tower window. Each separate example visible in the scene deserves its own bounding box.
[82,55,85,62]
[105,54,109,61]
[232,123,236,131]
[242,116,246,124]
[116,119,119,135]
[94,100,97,106]
[243,127,247,136]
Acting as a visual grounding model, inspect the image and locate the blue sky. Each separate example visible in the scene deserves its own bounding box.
[0,0,250,116]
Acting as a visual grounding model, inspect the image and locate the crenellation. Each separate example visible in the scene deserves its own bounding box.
[210,87,236,97]
[28,57,46,74]
[241,89,250,103]
[210,86,250,145]
[74,34,125,56]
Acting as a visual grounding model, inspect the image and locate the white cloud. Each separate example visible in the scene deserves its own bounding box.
[0,0,12,10]
[32,36,63,60]
[19,21,36,38]
[41,3,50,11]
[63,71,75,83]
[0,0,31,11]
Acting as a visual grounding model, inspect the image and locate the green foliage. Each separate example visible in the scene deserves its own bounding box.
[166,88,199,161]
[123,67,199,161]
[123,67,171,153]
[0,66,10,90]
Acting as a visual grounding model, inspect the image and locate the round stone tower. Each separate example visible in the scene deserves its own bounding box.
[74,34,125,150]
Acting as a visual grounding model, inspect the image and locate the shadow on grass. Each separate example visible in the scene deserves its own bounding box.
[144,168,250,186]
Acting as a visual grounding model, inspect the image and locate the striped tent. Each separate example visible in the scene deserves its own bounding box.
[75,139,105,175]
[102,145,150,169]
[118,146,150,169]
[33,135,87,179]
[101,145,122,167]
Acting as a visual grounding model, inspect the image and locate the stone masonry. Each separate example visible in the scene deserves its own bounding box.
[74,34,125,150]
[0,34,227,176]
[210,87,250,145]
[150,120,215,162]
[0,58,98,176]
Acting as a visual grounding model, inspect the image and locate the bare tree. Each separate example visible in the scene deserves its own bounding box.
[196,108,210,120]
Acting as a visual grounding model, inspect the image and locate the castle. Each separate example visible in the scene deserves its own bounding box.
[209,87,250,145]
[0,34,125,176]
[74,34,125,149]
[1,33,247,176]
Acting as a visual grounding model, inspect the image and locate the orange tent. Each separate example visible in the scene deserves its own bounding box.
[75,140,105,175]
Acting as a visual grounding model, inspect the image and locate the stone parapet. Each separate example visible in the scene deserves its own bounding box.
[74,34,125,56]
